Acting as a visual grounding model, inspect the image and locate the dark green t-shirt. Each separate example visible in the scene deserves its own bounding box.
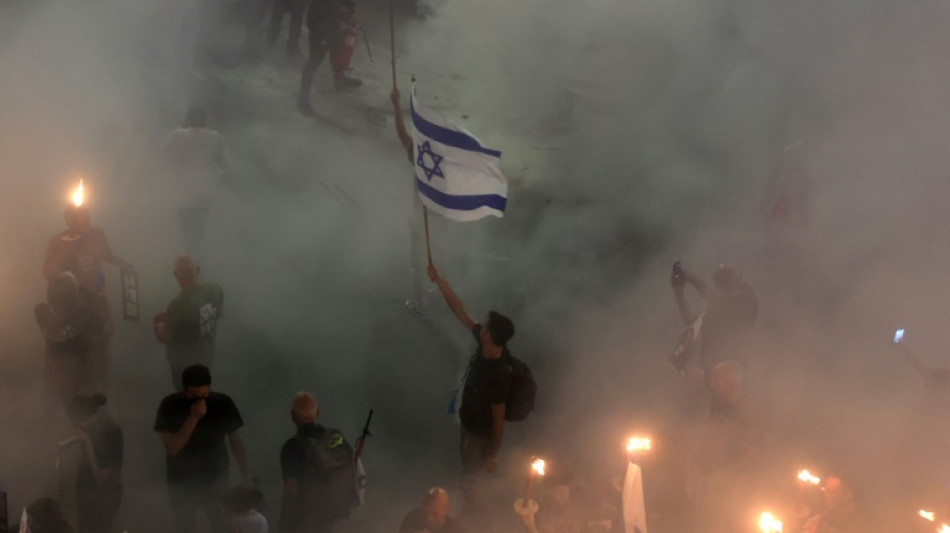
[164,282,223,361]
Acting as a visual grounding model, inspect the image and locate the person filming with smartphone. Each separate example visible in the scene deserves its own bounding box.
[670,262,758,375]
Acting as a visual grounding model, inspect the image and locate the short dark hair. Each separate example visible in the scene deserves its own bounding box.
[182,364,212,388]
[486,311,515,346]
[183,106,207,128]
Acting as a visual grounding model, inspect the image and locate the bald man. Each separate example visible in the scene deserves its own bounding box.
[154,256,224,390]
[399,488,466,533]
[671,262,757,373]
[280,392,357,533]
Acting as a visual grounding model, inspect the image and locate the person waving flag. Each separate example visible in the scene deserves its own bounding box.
[410,85,507,221]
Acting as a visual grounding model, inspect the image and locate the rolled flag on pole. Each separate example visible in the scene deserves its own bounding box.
[354,457,367,506]
[622,462,648,533]
[19,507,28,533]
[410,84,507,221]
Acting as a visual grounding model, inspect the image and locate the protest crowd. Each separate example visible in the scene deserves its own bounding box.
[2,0,950,532]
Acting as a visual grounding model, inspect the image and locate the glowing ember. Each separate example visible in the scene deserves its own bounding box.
[627,437,653,453]
[919,510,936,522]
[797,469,821,485]
[71,179,85,207]
[531,458,546,476]
[758,511,783,533]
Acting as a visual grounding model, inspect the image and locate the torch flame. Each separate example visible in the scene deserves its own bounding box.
[797,469,821,485]
[531,458,546,476]
[919,510,936,522]
[758,511,783,533]
[627,437,653,453]
[71,179,85,207]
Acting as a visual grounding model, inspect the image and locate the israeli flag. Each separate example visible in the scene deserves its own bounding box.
[410,86,507,221]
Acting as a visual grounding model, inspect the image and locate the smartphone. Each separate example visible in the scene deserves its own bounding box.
[893,329,905,345]
[672,261,683,279]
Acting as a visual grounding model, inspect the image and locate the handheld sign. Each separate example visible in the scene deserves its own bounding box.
[121,267,139,321]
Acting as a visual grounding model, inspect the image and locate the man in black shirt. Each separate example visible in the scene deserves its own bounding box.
[671,263,757,373]
[65,393,123,533]
[153,364,249,533]
[428,264,514,479]
[296,0,362,116]
[399,487,466,533]
[279,392,357,533]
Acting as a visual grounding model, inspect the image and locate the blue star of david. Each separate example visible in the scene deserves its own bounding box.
[416,141,445,181]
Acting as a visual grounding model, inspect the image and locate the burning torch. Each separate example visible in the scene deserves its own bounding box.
[759,511,783,533]
[513,456,546,514]
[623,436,652,533]
[71,179,85,207]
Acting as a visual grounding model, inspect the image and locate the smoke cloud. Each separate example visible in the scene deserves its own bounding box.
[2,0,950,530]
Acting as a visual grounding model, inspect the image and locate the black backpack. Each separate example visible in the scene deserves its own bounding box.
[299,429,358,520]
[504,354,536,422]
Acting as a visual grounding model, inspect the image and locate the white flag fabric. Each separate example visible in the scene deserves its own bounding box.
[354,456,367,505]
[410,86,507,221]
[623,462,648,533]
[19,507,28,533]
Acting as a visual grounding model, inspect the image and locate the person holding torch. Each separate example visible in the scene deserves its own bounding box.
[43,180,132,390]
[518,459,617,533]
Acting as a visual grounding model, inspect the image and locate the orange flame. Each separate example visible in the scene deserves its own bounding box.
[627,437,653,453]
[758,511,783,533]
[797,470,821,485]
[919,509,936,522]
[71,179,85,207]
[531,458,546,476]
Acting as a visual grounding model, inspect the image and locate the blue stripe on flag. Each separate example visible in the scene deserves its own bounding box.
[416,178,507,212]
[410,99,503,158]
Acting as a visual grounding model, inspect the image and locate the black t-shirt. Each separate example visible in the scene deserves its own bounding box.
[459,324,512,437]
[153,392,243,486]
[700,283,757,366]
[307,0,354,32]
[77,415,123,489]
[399,508,466,533]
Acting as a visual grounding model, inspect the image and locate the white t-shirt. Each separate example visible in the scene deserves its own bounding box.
[163,127,230,207]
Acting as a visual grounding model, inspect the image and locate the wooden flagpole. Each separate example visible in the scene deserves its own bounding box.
[392,0,433,266]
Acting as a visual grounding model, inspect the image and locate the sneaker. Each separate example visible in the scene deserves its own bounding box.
[297,97,315,116]
[334,75,362,90]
